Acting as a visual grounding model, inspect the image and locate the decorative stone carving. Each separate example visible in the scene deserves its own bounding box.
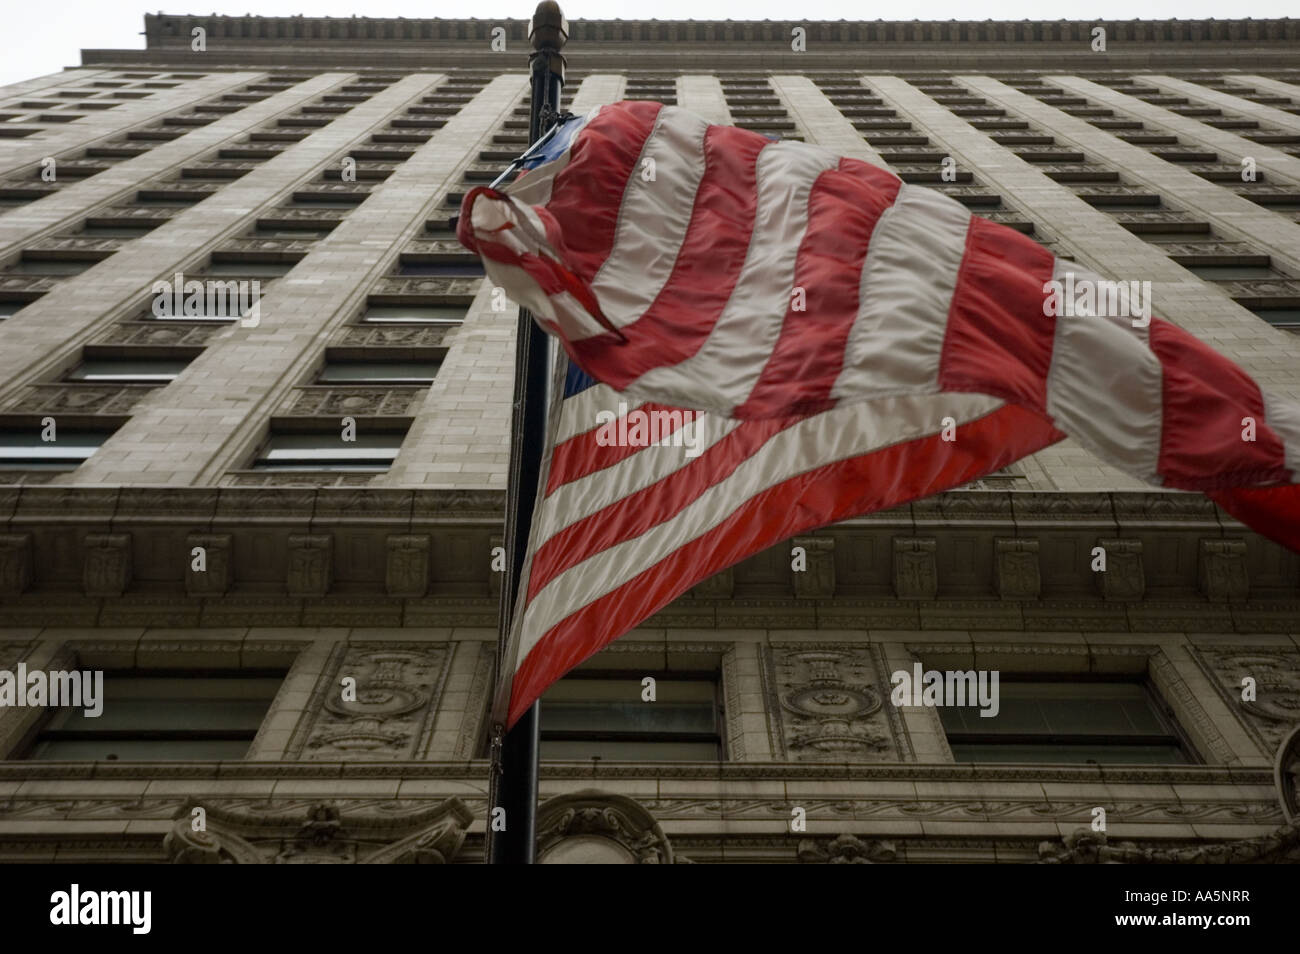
[1191,647,1300,754]
[185,533,231,597]
[1278,725,1300,823]
[386,534,429,597]
[993,537,1040,600]
[84,533,131,597]
[287,534,332,597]
[6,383,154,415]
[893,537,937,599]
[293,644,449,759]
[792,536,835,598]
[691,567,734,599]
[0,534,33,595]
[763,645,898,760]
[1198,538,1248,602]
[798,834,898,863]
[1036,823,1300,864]
[164,798,473,864]
[536,790,680,864]
[281,386,427,418]
[1095,538,1144,601]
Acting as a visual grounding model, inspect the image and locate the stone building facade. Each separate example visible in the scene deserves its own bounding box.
[0,15,1298,863]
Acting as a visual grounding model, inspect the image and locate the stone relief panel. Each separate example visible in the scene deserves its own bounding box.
[287,643,451,760]
[1190,646,1300,757]
[762,643,911,761]
[164,798,473,864]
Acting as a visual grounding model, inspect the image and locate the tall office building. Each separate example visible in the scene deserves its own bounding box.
[0,15,1298,863]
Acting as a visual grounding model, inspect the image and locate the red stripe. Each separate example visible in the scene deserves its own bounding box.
[1210,485,1300,554]
[938,216,1057,410]
[545,402,700,495]
[733,157,902,418]
[541,100,663,283]
[566,125,772,388]
[509,402,1066,725]
[1149,318,1289,489]
[528,414,798,602]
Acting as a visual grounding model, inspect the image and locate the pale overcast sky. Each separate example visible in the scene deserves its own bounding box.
[2,1,1293,87]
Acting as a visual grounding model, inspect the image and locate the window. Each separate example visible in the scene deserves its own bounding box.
[66,358,190,383]
[939,679,1193,764]
[0,429,111,470]
[362,304,465,325]
[251,431,406,471]
[539,674,723,761]
[1185,264,1281,281]
[9,258,94,276]
[396,262,484,277]
[23,672,284,761]
[1253,307,1300,333]
[80,224,156,239]
[0,301,25,320]
[317,359,440,385]
[203,260,292,278]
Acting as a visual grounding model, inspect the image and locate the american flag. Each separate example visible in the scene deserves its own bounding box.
[459,101,1300,727]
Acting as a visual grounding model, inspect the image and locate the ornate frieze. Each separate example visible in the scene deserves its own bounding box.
[164,798,473,864]
[893,537,937,599]
[286,534,332,597]
[1094,538,1144,601]
[84,533,132,597]
[1198,538,1249,602]
[792,536,835,598]
[185,533,232,597]
[798,834,898,863]
[386,534,430,597]
[536,790,683,864]
[993,538,1040,600]
[1191,646,1300,756]
[762,644,905,761]
[291,643,450,759]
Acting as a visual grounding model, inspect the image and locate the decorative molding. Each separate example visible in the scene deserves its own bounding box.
[291,643,451,760]
[385,534,430,598]
[721,646,746,762]
[536,790,682,864]
[1190,646,1300,757]
[792,536,835,599]
[798,834,898,863]
[1036,822,1300,864]
[286,534,332,597]
[762,643,907,761]
[893,537,937,600]
[993,538,1040,600]
[453,643,495,760]
[1095,538,1144,601]
[690,567,734,599]
[1198,538,1249,602]
[83,533,131,597]
[164,798,473,864]
[185,533,231,597]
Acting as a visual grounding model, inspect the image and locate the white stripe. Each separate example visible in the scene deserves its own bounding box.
[1262,386,1300,482]
[504,107,598,207]
[1043,259,1164,482]
[831,184,970,401]
[588,107,712,332]
[537,395,740,544]
[621,140,841,415]
[515,391,1006,662]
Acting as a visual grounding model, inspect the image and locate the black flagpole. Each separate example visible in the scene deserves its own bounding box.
[488,1,567,865]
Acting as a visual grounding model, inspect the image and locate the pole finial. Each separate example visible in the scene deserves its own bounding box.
[529,1,568,52]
